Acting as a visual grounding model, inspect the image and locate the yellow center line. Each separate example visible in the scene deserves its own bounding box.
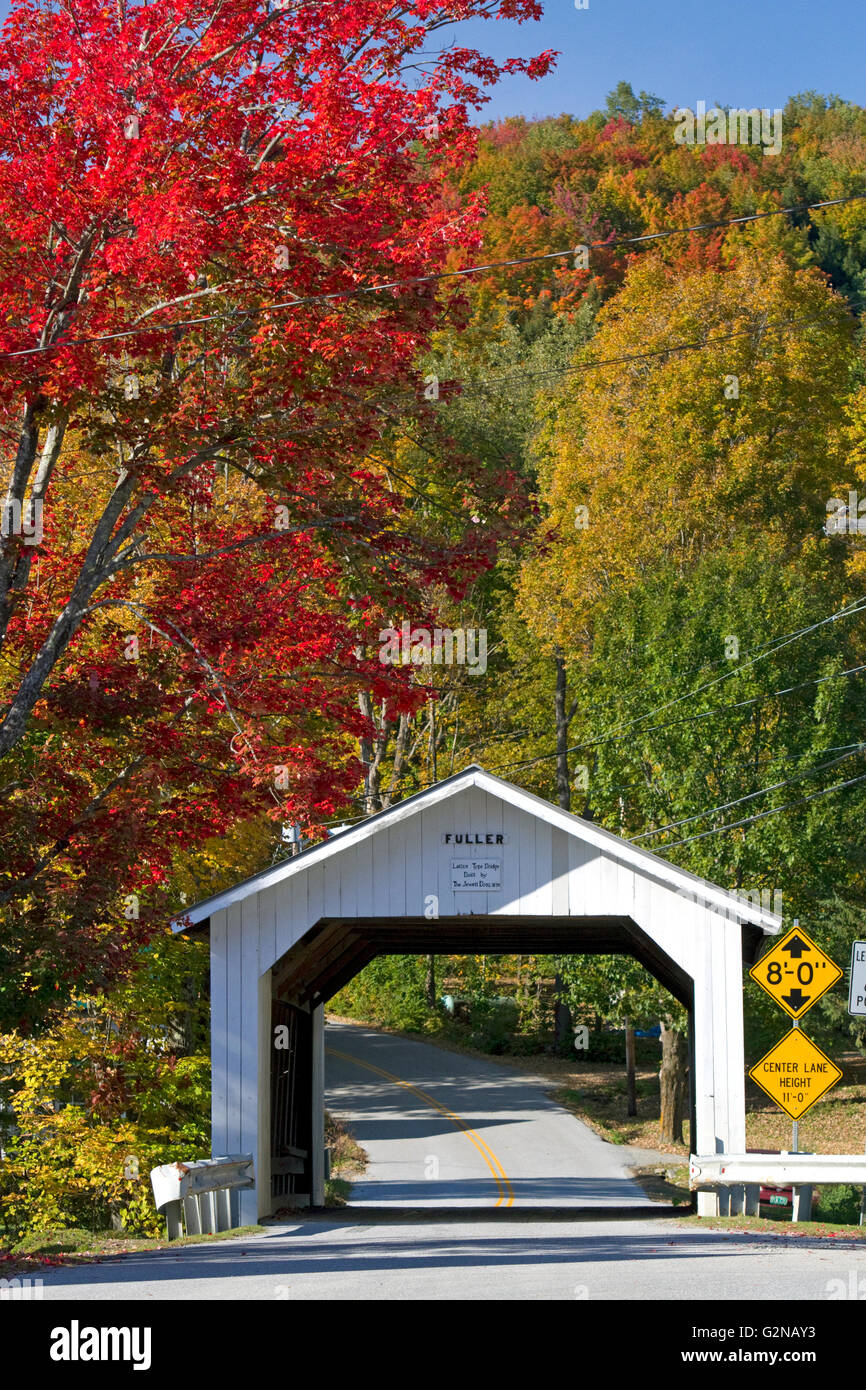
[326,1046,515,1208]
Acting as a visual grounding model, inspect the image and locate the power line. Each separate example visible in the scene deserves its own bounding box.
[311,735,866,846]
[649,768,866,851]
[3,193,864,361]
[330,589,866,812]
[358,657,866,807]
[586,595,866,750]
[369,309,844,409]
[631,742,866,842]
[476,590,866,779]
[496,658,866,777]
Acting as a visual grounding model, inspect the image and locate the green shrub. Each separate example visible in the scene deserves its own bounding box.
[0,932,210,1242]
[815,1184,862,1225]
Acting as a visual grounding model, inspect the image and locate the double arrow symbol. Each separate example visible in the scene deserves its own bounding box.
[750,924,842,1019]
[780,934,812,1010]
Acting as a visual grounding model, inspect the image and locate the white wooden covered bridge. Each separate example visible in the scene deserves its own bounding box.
[173,764,781,1220]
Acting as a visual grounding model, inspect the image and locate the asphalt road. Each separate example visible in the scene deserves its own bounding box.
[32,1020,866,1300]
[324,1020,657,1209]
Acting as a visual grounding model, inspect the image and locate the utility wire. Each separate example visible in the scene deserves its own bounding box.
[584,596,866,750]
[649,769,866,851]
[375,595,866,795]
[2,193,864,360]
[632,742,866,842]
[498,659,866,775]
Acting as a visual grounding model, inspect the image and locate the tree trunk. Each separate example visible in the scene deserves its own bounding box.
[625,1016,637,1117]
[659,1021,688,1143]
[553,972,572,1051]
[425,954,436,1008]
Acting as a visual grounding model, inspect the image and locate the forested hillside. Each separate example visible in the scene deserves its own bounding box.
[332,86,866,1099]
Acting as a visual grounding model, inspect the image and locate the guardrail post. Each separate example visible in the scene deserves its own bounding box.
[792,1184,812,1222]
[164,1200,184,1241]
[728,1184,746,1215]
[183,1194,202,1235]
[205,1190,219,1234]
[216,1189,231,1232]
[744,1184,760,1216]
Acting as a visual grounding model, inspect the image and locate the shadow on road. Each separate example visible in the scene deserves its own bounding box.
[39,1226,765,1293]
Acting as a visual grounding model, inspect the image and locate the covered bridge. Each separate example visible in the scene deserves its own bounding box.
[173,764,781,1220]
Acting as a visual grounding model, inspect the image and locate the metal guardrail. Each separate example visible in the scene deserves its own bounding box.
[150,1155,255,1240]
[690,1152,866,1189]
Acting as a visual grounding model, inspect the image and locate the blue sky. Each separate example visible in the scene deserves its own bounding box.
[0,0,861,124]
[450,0,866,123]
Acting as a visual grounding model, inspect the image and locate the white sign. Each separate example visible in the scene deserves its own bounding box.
[451,858,501,891]
[848,940,866,1015]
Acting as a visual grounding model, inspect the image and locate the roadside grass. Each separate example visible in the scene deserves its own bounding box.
[324,1109,366,1207]
[677,1214,866,1240]
[0,1224,266,1278]
[628,1163,692,1206]
[1,1110,367,1272]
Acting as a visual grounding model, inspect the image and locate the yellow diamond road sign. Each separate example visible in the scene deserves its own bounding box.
[749,1028,843,1120]
[749,926,842,1019]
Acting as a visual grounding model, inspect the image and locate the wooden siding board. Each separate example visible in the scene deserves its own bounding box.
[259,887,277,980]
[239,896,260,1160]
[355,834,373,922]
[517,809,536,916]
[403,811,423,919]
[420,799,446,927]
[224,903,244,1154]
[500,799,522,913]
[209,909,229,1156]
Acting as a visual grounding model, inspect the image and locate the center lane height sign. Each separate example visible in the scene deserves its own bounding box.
[748,1029,843,1119]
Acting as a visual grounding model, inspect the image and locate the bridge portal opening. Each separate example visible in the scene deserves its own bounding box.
[268,921,694,1214]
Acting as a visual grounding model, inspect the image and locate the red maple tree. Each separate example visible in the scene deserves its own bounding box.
[0,0,552,1027]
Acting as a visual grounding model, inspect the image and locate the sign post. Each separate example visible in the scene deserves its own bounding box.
[792,1017,799,1159]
